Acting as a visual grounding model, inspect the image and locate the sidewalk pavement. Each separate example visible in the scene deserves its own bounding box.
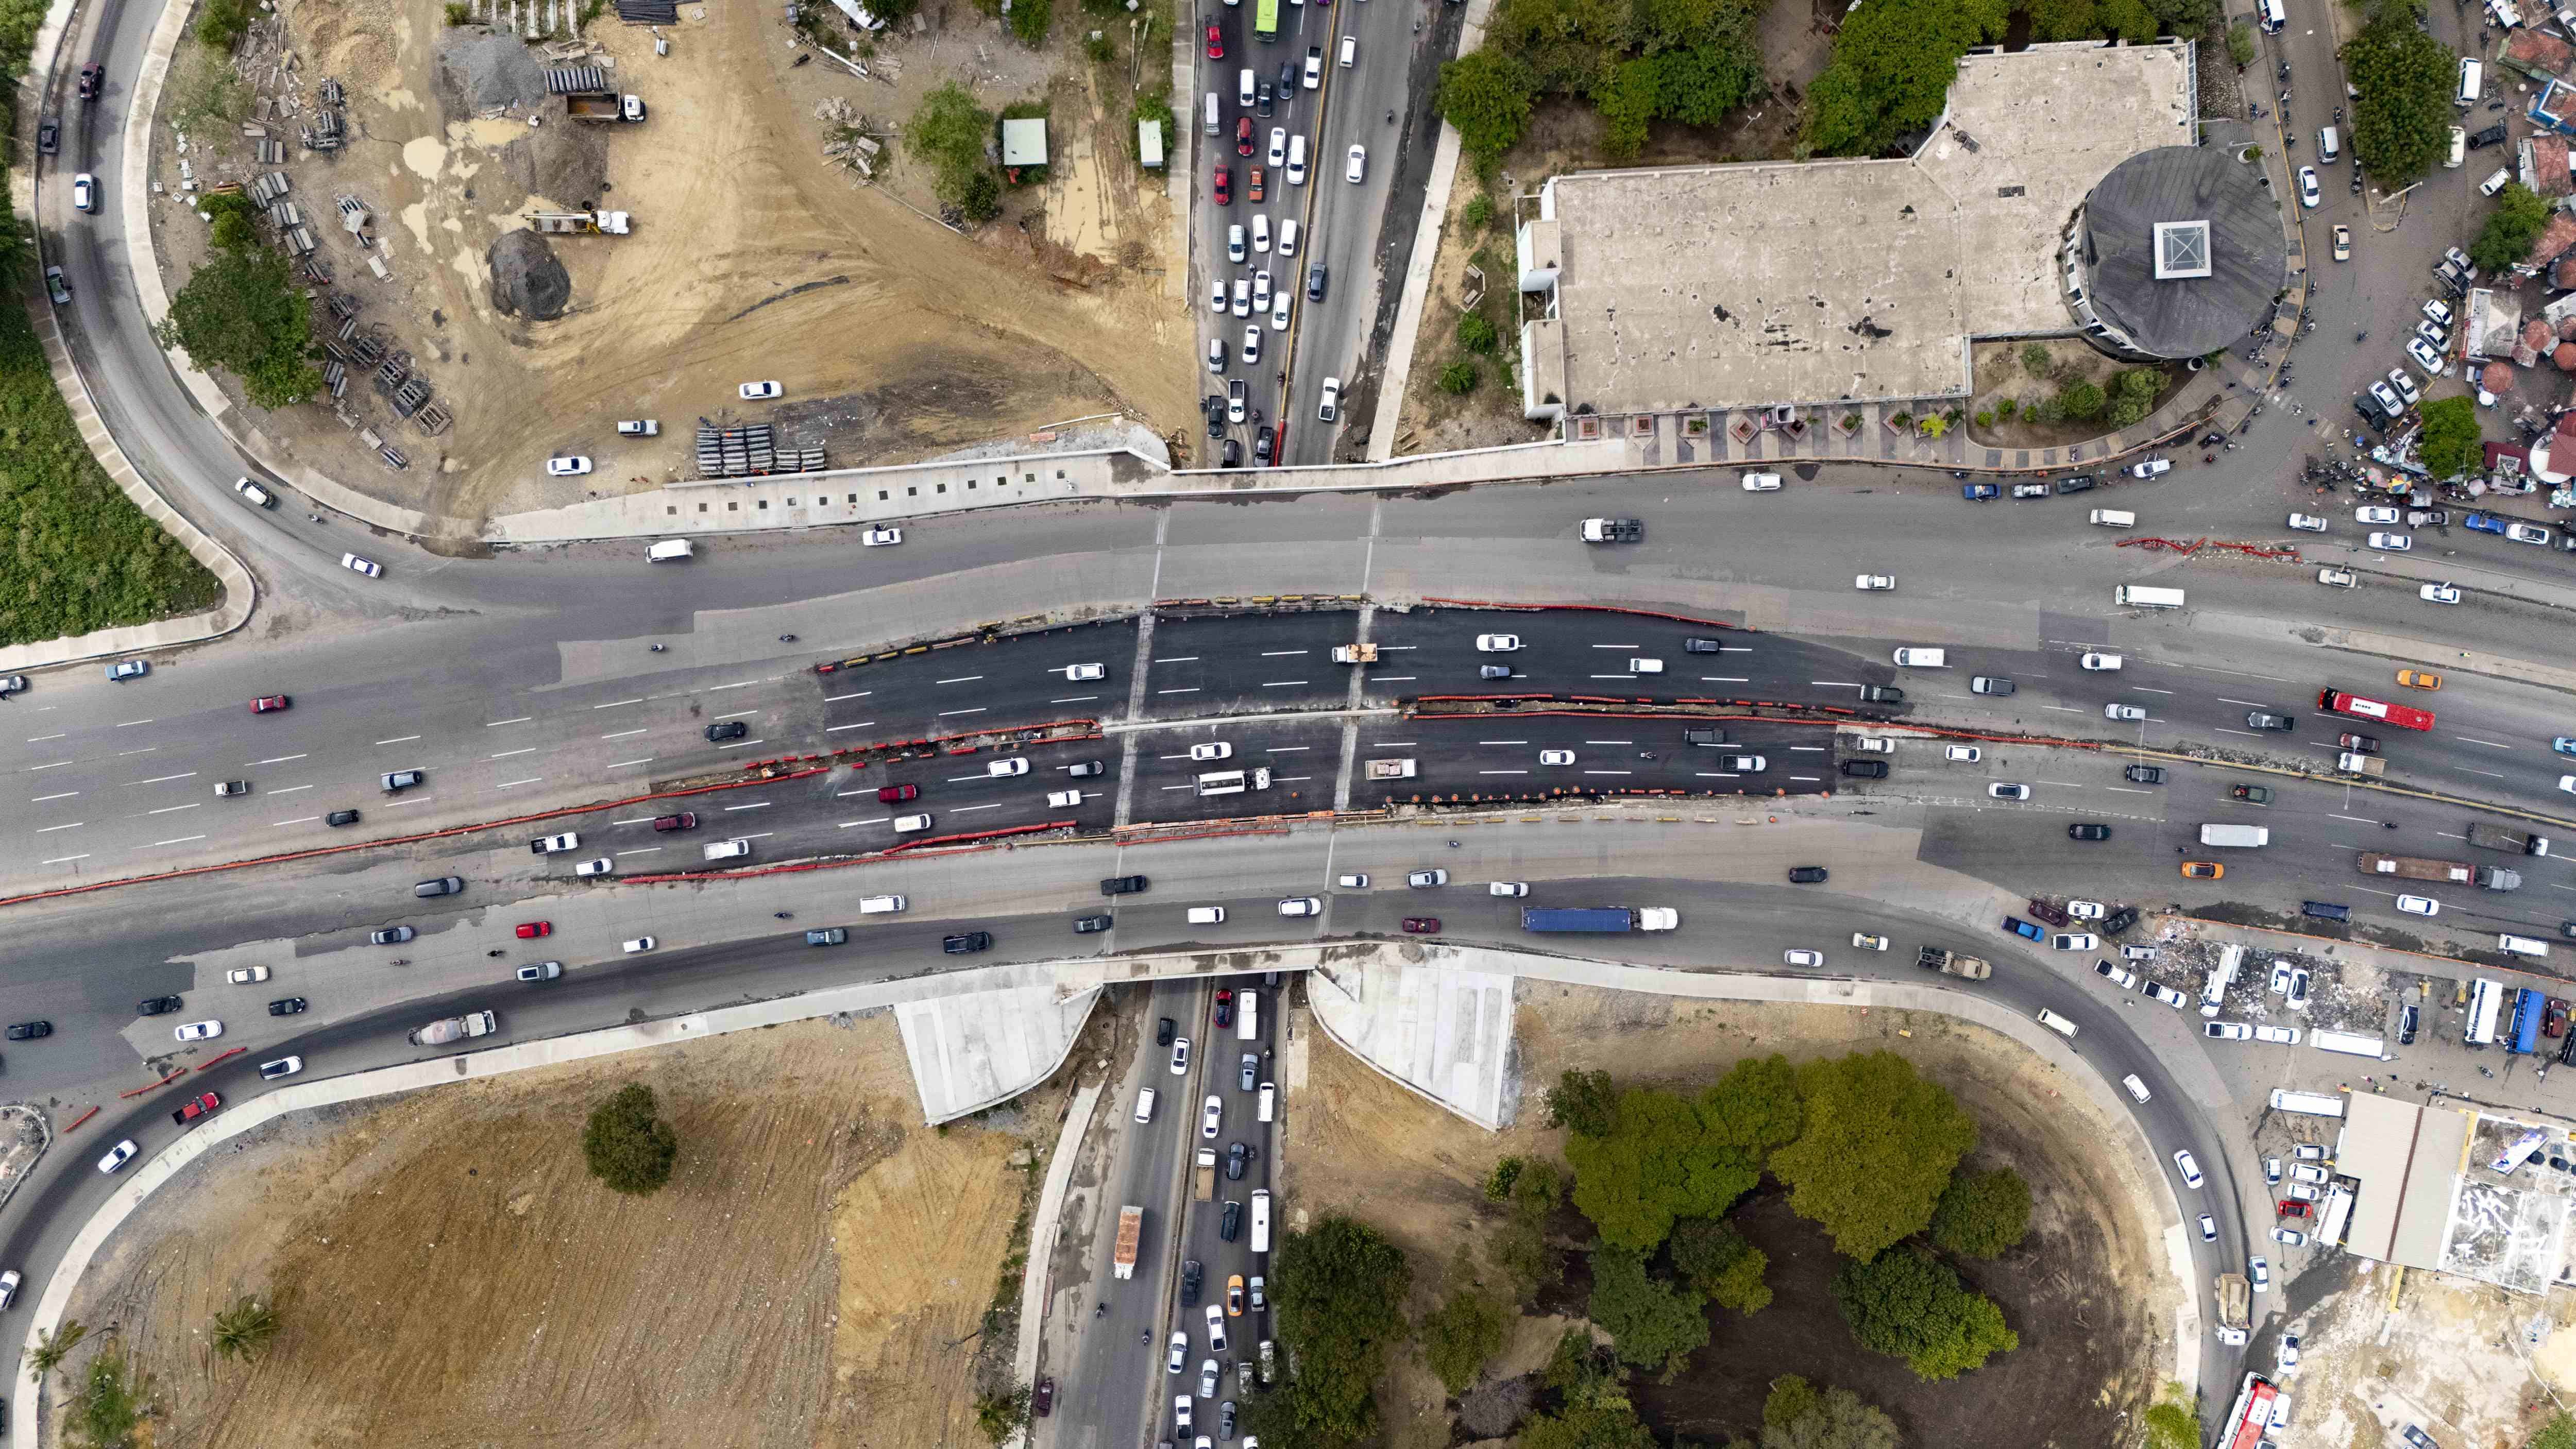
[1012,1079,1103,1439]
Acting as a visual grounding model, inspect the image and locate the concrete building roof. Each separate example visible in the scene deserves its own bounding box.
[2339,1092,2470,1270]
[1529,40,2194,414]
[1001,117,1048,168]
[2078,145,2290,360]
[2522,135,2575,199]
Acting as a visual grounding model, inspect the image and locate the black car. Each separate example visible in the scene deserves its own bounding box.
[704,720,749,742]
[1787,866,1828,883]
[1255,79,1273,116]
[2102,907,2140,935]
[2122,764,2165,785]
[267,997,308,1016]
[2245,711,2296,731]
[1859,685,1903,703]
[1180,1259,1204,1306]
[1970,675,2014,696]
[2557,1020,2576,1066]
[1157,1016,1176,1046]
[1206,399,1225,439]
[2068,823,2112,841]
[78,61,100,99]
[1075,914,1114,934]
[2470,122,2509,148]
[1277,61,1295,97]
[2399,1003,2419,1045]
[1221,437,1243,468]
[1306,262,1327,301]
[805,927,848,946]
[4,1020,51,1041]
[326,808,362,826]
[2054,473,2098,495]
[1838,759,1888,778]
[1101,874,1149,895]
[1227,1141,1248,1180]
[1683,638,1723,653]
[137,995,182,1016]
[37,116,57,154]
[942,931,993,954]
[1254,425,1275,466]
[1220,1199,1243,1241]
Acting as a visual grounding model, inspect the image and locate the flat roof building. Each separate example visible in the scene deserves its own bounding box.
[1516,40,2209,422]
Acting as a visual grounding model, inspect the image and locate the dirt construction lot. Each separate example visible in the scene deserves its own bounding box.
[1290,983,2171,1448]
[55,1013,1052,1448]
[167,0,1192,530]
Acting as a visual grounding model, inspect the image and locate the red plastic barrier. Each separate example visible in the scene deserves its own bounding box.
[118,1069,187,1099]
[63,1105,98,1133]
[196,1046,247,1072]
[1421,598,1756,634]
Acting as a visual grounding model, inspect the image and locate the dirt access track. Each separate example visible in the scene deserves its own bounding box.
[257,0,1193,528]
[54,1013,1055,1448]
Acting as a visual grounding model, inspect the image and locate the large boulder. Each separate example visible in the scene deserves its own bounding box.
[487,229,571,320]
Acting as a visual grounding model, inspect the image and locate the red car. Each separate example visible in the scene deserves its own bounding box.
[1248,167,1265,203]
[250,694,291,712]
[1213,166,1230,206]
[1205,23,1223,57]
[2549,998,2570,1039]
[515,921,552,939]
[2025,897,2072,928]
[2278,1199,2312,1218]
[1236,116,1255,157]
[1032,1378,1055,1418]
[651,812,698,832]
[78,61,100,100]
[170,1090,221,1127]
[1214,988,1234,1028]
[1402,917,1439,934]
[877,782,920,804]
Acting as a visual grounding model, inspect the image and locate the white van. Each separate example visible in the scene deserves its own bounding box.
[1286,134,1307,182]
[1239,67,1255,107]
[2501,933,2550,957]
[2088,509,2136,529]
[647,538,694,562]
[704,838,751,860]
[893,813,933,833]
[1892,648,1947,667]
[1188,906,1227,925]
[2260,0,2284,28]
[1205,92,1221,134]
[2460,57,2483,108]
[2199,823,2270,847]
[858,894,907,914]
[2115,585,2185,608]
[2318,126,2340,162]
[1257,1081,1276,1122]
[2480,166,2512,196]
[2122,1073,2152,1102]
[2036,1008,2079,1037]
[2448,126,2467,168]
[1136,1087,1158,1123]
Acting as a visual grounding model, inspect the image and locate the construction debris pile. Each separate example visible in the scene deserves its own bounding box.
[815,96,885,182]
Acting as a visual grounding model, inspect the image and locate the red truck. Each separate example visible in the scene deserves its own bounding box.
[170,1090,221,1127]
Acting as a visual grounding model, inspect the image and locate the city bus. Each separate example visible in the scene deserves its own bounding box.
[1254,0,1278,41]
[2467,977,2504,1045]
[1196,768,1273,796]
[2318,687,2435,731]
[1250,1188,1272,1253]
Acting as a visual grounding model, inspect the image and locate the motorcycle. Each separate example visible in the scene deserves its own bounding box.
[779,634,798,642]
[775,911,794,919]
[649,643,666,652]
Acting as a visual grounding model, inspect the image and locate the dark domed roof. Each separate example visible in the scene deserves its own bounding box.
[2082,145,2287,360]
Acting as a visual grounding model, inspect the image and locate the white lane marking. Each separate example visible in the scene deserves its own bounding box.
[250,754,307,765]
[487,717,533,727]
[1479,770,1530,776]
[2455,766,2505,779]
[1582,770,1633,777]
[41,853,88,863]
[30,792,75,802]
[26,733,64,742]
[2039,781,2087,788]
[715,739,766,751]
[1590,643,1639,649]
[837,816,893,828]
[941,706,992,715]
[1480,740,1529,745]
[271,816,319,827]
[378,735,422,745]
[1262,680,1310,688]
[2351,886,2399,898]
[496,777,545,788]
[35,822,82,833]
[1375,741,1418,747]
[2136,687,2173,694]
[1789,775,1822,782]
[608,758,653,769]
[2454,736,2510,749]
[114,719,154,728]
[1051,695,1102,704]
[709,681,758,692]
[490,748,537,759]
[1700,676,1750,683]
[825,691,872,703]
[268,785,313,795]
[594,697,645,709]
[130,772,197,785]
[1261,650,1308,657]
[383,795,435,807]
[714,709,761,720]
[602,728,648,740]
[1696,772,1741,778]
[724,801,772,812]
[1156,688,1201,696]
[2218,697,2266,707]
[27,761,71,771]
[826,722,878,732]
[1275,774,1313,783]
[2105,786,2153,794]
[1155,656,1201,663]
[955,803,1003,813]
[936,675,985,685]
[1583,739,1633,745]
[2042,706,2081,714]
[2214,728,2262,738]
[1158,782,1194,791]
[1267,746,1312,754]
[150,834,207,847]
[617,847,664,856]
[2330,814,2380,824]
[1812,679,1859,687]
[1789,746,1824,753]
[1588,674,1638,680]
[613,815,656,825]
[1376,674,1418,681]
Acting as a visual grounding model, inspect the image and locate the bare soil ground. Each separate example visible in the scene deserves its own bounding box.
[1291,983,2167,1448]
[1387,0,1841,454]
[55,1013,1059,1449]
[154,0,1188,534]
[1964,338,2187,452]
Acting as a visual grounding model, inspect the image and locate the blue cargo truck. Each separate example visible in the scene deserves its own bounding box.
[1520,907,1679,933]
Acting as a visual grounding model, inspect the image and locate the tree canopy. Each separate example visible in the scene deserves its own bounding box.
[2344,1,2459,183]
[1759,1375,1901,1449]
[905,82,1000,216]
[1244,1216,1413,1449]
[2417,396,2481,479]
[1928,1166,2031,1259]
[1671,1216,1772,1315]
[1586,1243,1710,1374]
[1565,1055,1801,1252]
[1770,1052,1975,1261]
[155,244,323,411]
[2469,180,2554,274]
[581,1083,680,1195]
[1439,48,1541,166]
[1832,1246,2020,1380]
[1420,1279,1510,1393]
[1803,0,2008,156]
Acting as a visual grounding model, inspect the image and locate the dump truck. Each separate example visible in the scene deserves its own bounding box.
[2467,822,2553,857]
[1579,517,1643,543]
[2334,752,2386,777]
[1364,758,1416,779]
[564,90,647,122]
[1330,643,1378,664]
[1193,1147,1216,1202]
[407,1009,497,1046]
[1112,1205,1143,1280]
[2214,1272,2249,1343]
[527,210,632,235]
[1520,906,1680,932]
[1917,946,1992,980]
[2358,853,2517,890]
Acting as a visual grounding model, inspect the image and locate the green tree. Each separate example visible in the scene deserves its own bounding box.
[2343,2,2457,183]
[1671,1217,1771,1314]
[1492,1156,1563,1300]
[1008,0,1051,44]
[1243,1216,1413,1449]
[1439,361,1481,395]
[1520,1395,1663,1449]
[0,204,29,290]
[1759,1375,1900,1449]
[1771,1053,1975,1262]
[197,0,251,47]
[1439,48,1540,164]
[1929,1167,2030,1259]
[1458,311,1499,354]
[2469,181,2554,274]
[154,244,323,410]
[209,1295,282,1361]
[1549,1068,1619,1137]
[1832,1246,2019,1380]
[2141,1383,2199,1449]
[27,1318,89,1378]
[959,169,1003,224]
[63,1339,148,1449]
[1585,1243,1710,1374]
[975,1388,1030,1443]
[1566,1056,1801,1252]
[1595,56,1660,159]
[2528,1412,2576,1449]
[1647,43,1759,126]
[581,1083,680,1195]
[2055,380,2106,422]
[1803,0,2008,156]
[1420,1282,1510,1392]
[2226,21,2257,67]
[906,81,997,209]
[210,209,256,252]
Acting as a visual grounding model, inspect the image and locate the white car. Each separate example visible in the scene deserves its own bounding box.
[2204,1020,2251,1040]
[1783,949,1824,967]
[1240,326,1261,366]
[984,758,1030,778]
[893,813,932,832]
[1201,1095,1224,1139]
[1206,1303,1230,1354]
[1190,742,1232,761]
[2250,1258,2270,1293]
[739,381,783,400]
[623,936,657,952]
[175,1019,224,1041]
[1046,790,1082,807]
[2273,1227,2308,1246]
[227,966,270,984]
[1989,783,2029,800]
[1628,658,1664,674]
[2106,703,2146,721]
[2424,298,2454,328]
[2316,568,2357,588]
[1231,278,1251,317]
[340,553,383,577]
[1252,269,1270,311]
[1489,881,1529,897]
[1171,1038,1191,1075]
[2079,653,2121,671]
[2128,457,2172,479]
[1167,1332,1190,1373]
[2396,894,2439,916]
[2355,505,2400,524]
[1854,574,1896,590]
[1271,293,1291,332]
[2268,961,2294,995]
[2253,1025,2302,1045]
[1062,662,1107,680]
[1277,896,1321,916]
[1317,377,1341,423]
[1726,755,1765,772]
[2369,380,2404,415]
[2407,336,2446,374]
[1267,126,1287,166]
[1251,214,1270,253]
[97,1139,138,1174]
[1944,745,1982,763]
[1475,634,1520,652]
[2287,513,2327,532]
[1408,869,1448,887]
[1338,874,1369,888]
[862,526,903,547]
[2508,522,2553,545]
[2199,1214,2217,1242]
[2368,532,2412,552]
[1739,472,1783,491]
[1852,932,1889,950]
[2174,1149,2204,1189]
[72,172,95,211]
[618,419,658,438]
[2419,582,2461,604]
[1209,278,1227,313]
[232,477,273,507]
[2297,165,2320,208]
[575,857,614,877]
[1208,337,1226,373]
[546,455,593,477]
[1538,749,1574,765]
[531,831,580,854]
[2067,900,2106,919]
[2097,960,2139,990]
[2052,933,2098,951]
[2386,368,2421,406]
[1345,144,1366,182]
[2142,982,2188,1009]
